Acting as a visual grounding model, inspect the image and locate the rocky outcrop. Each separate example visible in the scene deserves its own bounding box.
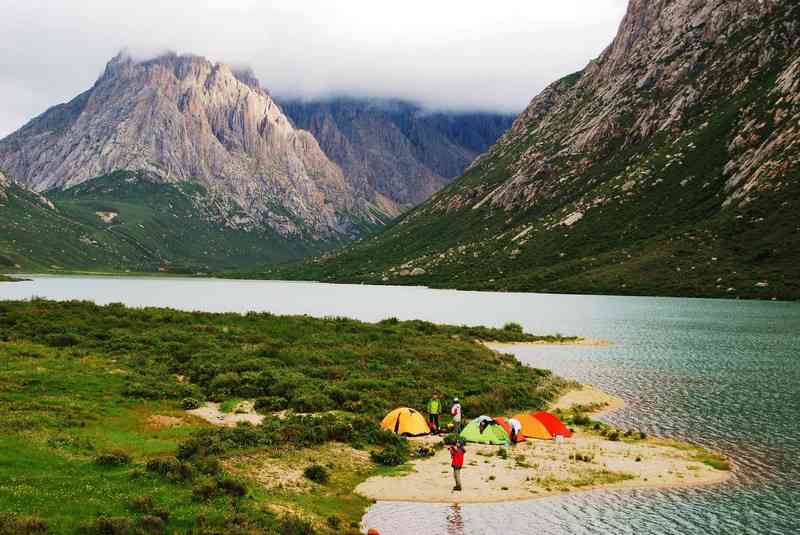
[465,0,799,212]
[279,98,514,207]
[0,53,395,240]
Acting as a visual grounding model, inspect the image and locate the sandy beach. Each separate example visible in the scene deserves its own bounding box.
[355,386,731,504]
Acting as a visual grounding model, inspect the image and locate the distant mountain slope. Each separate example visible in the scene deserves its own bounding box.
[0,53,394,243]
[279,98,514,206]
[272,0,800,300]
[0,170,314,272]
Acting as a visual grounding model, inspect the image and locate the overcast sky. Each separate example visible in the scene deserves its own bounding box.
[0,0,628,137]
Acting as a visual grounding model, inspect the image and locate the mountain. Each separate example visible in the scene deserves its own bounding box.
[272,0,800,300]
[0,170,313,272]
[278,98,515,206]
[0,52,395,243]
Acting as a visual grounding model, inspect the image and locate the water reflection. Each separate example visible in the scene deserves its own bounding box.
[446,505,464,535]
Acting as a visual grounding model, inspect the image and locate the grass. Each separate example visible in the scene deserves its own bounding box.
[0,170,318,274]
[0,299,572,533]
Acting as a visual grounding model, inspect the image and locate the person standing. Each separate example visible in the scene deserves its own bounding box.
[427,393,441,434]
[508,417,522,443]
[451,397,462,433]
[448,439,466,491]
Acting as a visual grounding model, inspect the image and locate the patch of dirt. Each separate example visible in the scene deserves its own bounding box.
[146,415,184,429]
[187,401,264,427]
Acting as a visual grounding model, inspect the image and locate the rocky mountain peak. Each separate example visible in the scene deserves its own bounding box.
[0,52,395,241]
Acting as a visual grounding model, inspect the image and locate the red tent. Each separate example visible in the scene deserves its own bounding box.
[531,411,572,438]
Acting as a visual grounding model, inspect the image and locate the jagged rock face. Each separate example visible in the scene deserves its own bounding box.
[463,0,799,212]
[0,53,394,239]
[279,98,514,207]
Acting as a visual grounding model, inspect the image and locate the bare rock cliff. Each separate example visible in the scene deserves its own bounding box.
[0,53,394,239]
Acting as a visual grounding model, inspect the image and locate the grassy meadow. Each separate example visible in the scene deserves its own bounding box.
[0,300,572,534]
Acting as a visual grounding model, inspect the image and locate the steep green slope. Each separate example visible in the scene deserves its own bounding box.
[266,1,800,300]
[1,171,316,273]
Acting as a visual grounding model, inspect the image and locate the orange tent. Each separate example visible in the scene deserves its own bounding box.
[512,411,572,440]
[494,416,526,442]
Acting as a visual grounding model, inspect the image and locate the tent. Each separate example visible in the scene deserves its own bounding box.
[494,416,526,442]
[380,407,430,436]
[512,411,572,440]
[532,411,572,438]
[459,416,510,445]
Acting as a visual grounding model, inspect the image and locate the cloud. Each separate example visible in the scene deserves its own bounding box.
[0,0,628,137]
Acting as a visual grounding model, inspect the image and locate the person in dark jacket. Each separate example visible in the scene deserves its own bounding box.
[448,439,466,491]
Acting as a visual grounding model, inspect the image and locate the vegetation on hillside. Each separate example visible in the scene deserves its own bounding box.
[0,171,322,274]
[0,300,570,533]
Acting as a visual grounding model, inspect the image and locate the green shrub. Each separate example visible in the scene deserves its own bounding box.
[502,322,524,333]
[0,513,48,535]
[254,396,289,412]
[181,397,201,410]
[608,431,621,441]
[571,413,591,426]
[146,457,194,481]
[217,476,247,498]
[497,448,508,460]
[326,515,341,529]
[94,450,131,467]
[370,444,409,466]
[191,478,220,502]
[278,516,316,535]
[289,391,335,412]
[78,516,135,534]
[136,515,165,535]
[303,464,329,484]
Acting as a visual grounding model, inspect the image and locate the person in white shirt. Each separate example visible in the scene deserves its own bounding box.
[451,397,462,433]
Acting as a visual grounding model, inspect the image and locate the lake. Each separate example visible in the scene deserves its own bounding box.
[2,275,799,534]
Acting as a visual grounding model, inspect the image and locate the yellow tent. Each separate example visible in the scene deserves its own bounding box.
[380,407,430,436]
[512,412,552,440]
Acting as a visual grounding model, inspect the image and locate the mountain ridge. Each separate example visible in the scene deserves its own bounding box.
[268,0,800,300]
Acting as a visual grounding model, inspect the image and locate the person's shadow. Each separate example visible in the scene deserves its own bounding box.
[446,504,464,535]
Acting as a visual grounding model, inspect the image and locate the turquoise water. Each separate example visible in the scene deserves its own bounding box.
[2,276,799,534]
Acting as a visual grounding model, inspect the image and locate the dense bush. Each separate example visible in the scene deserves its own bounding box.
[370,443,409,466]
[254,396,289,412]
[94,450,131,467]
[146,457,195,481]
[303,464,329,484]
[181,397,201,410]
[0,513,48,535]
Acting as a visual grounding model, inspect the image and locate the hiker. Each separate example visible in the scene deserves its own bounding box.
[449,439,466,491]
[508,417,522,443]
[427,393,441,434]
[451,397,462,433]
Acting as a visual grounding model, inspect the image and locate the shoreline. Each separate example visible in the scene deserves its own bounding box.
[484,338,614,348]
[356,385,732,505]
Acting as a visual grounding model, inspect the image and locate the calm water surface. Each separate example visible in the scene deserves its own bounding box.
[2,276,799,534]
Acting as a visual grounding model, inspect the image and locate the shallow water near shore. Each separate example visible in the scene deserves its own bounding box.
[3,276,799,534]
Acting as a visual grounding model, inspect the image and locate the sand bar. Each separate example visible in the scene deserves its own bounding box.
[356,388,731,504]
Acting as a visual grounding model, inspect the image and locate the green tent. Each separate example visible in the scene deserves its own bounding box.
[459,416,510,445]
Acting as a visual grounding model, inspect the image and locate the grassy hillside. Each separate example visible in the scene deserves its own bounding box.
[0,171,317,274]
[0,299,571,534]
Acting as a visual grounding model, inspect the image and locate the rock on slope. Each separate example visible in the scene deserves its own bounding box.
[279,98,514,207]
[278,0,800,300]
[0,53,395,241]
